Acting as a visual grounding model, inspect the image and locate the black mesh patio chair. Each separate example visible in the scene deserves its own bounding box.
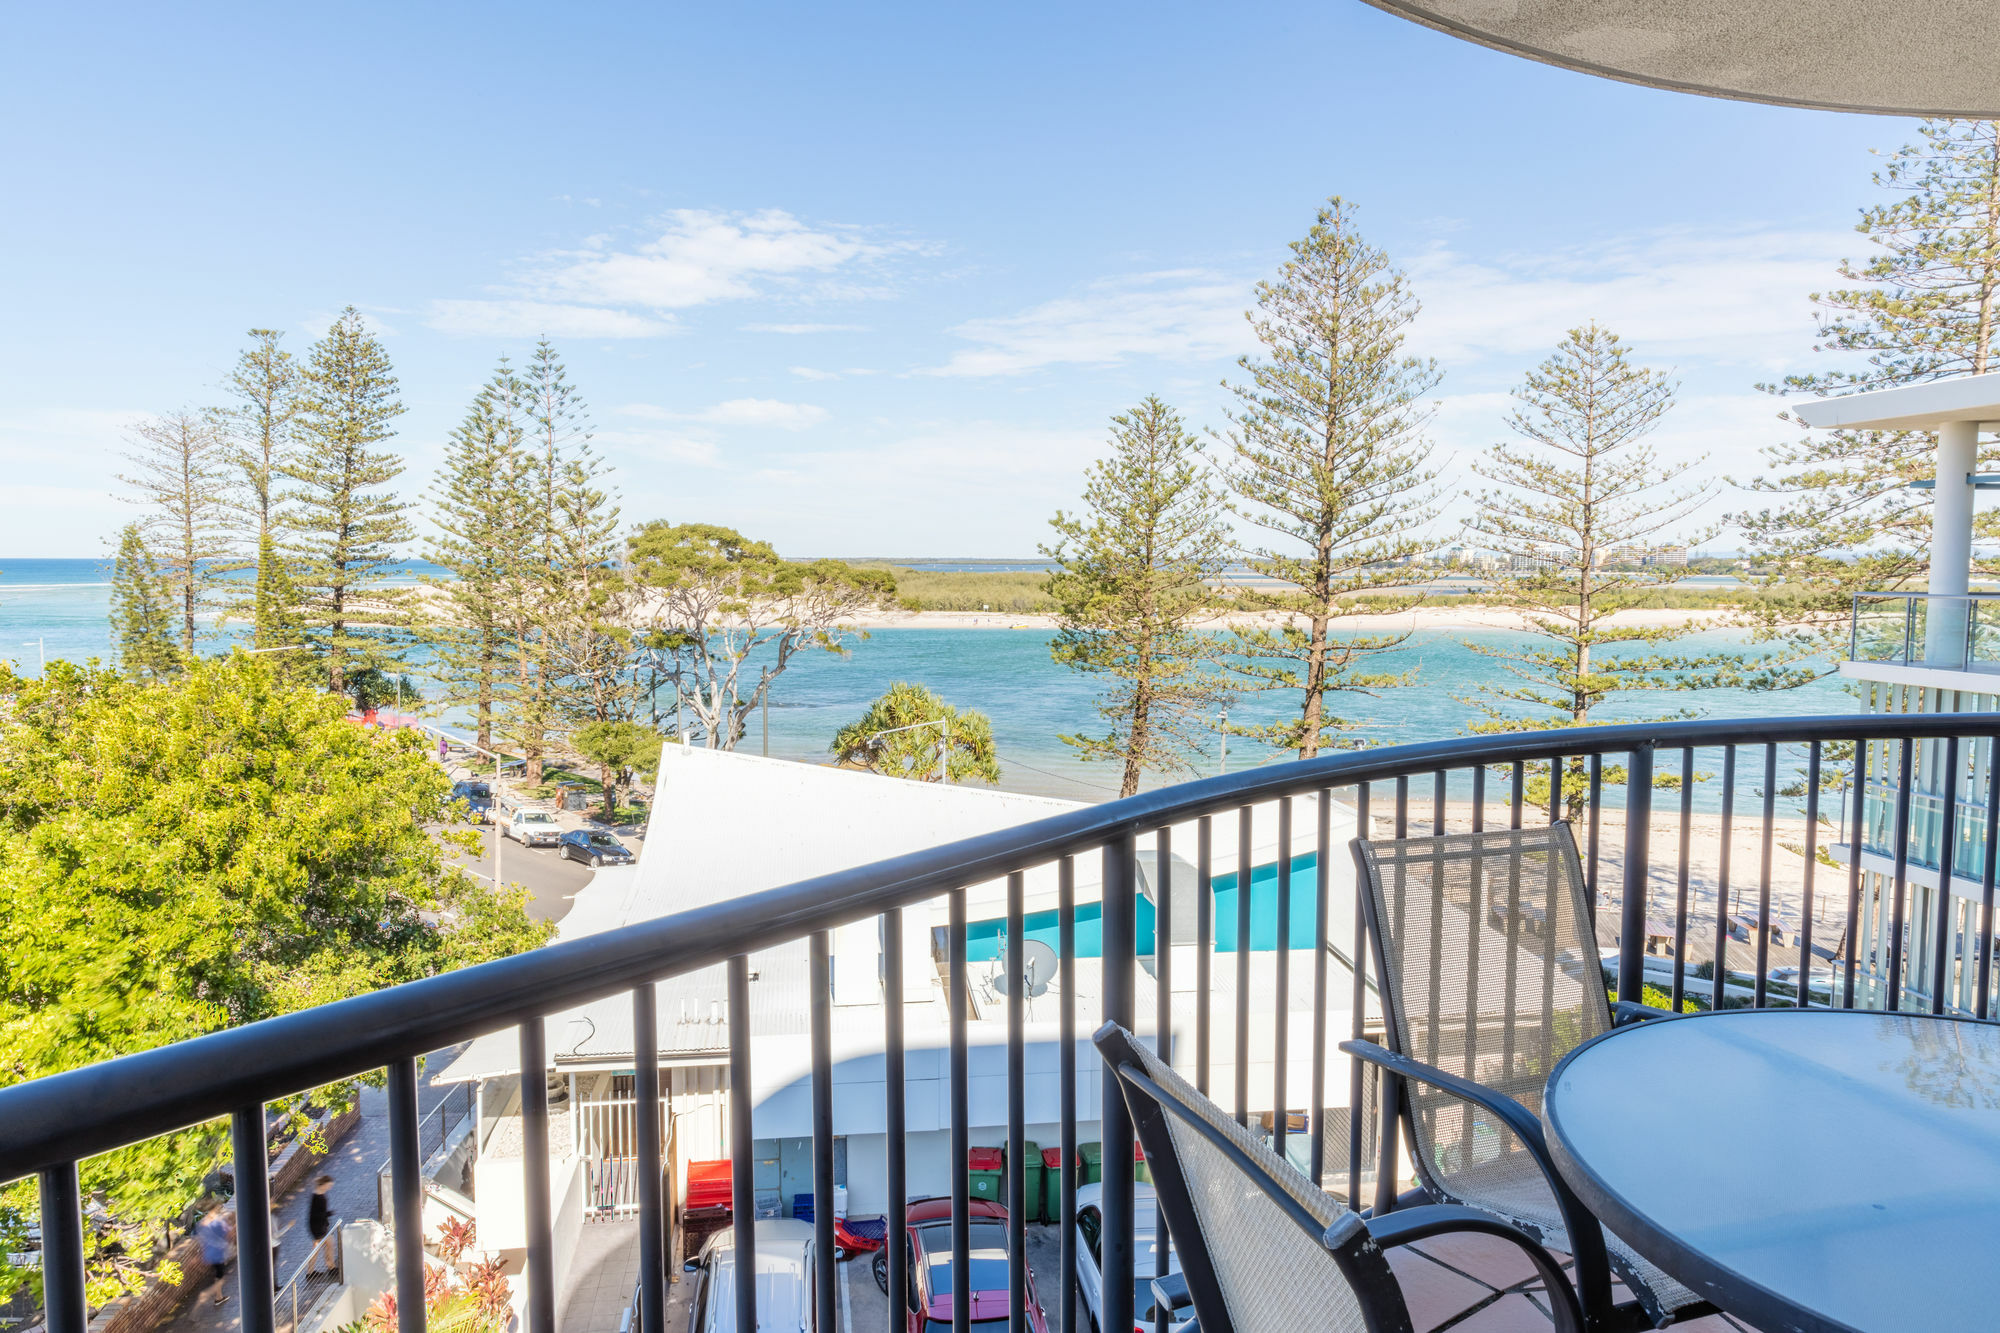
[1343,822,1710,1331]
[1094,1021,1582,1333]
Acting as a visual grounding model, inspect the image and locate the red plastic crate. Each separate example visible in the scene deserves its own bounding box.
[685,1159,734,1211]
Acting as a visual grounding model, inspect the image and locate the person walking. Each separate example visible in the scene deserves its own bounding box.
[306,1176,336,1274]
[196,1207,237,1306]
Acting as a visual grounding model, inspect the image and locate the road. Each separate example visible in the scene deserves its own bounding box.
[438,821,634,924]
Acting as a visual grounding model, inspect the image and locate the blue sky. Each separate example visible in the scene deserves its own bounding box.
[0,1,1918,558]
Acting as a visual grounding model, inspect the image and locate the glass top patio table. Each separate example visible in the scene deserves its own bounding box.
[1541,1009,2000,1333]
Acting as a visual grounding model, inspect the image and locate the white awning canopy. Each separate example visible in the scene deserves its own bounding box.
[1363,0,2000,118]
[1791,374,2000,435]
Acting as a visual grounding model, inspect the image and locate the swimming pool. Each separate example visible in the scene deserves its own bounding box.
[965,853,1326,960]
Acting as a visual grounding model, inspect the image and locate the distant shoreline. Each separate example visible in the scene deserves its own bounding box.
[850,606,1741,632]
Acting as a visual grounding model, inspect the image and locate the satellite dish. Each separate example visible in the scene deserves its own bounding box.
[994,939,1059,998]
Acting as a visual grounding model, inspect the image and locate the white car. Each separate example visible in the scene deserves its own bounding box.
[1075,1183,1178,1333]
[674,1218,821,1333]
[503,809,562,847]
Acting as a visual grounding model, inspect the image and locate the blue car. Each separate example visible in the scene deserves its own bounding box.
[557,829,635,867]
[450,780,493,823]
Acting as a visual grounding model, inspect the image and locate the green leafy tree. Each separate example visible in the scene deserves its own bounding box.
[626,524,895,748]
[214,329,300,546]
[424,363,530,751]
[117,410,237,654]
[1462,325,1796,812]
[1735,119,2000,659]
[1044,396,1233,796]
[283,307,413,694]
[830,681,1001,784]
[0,656,549,1305]
[1215,197,1441,758]
[571,721,663,818]
[109,524,181,680]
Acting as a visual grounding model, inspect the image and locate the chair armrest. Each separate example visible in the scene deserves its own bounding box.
[1338,1039,1548,1150]
[1365,1205,1583,1333]
[1147,1271,1192,1316]
[1340,1039,1621,1327]
[1611,1000,1675,1026]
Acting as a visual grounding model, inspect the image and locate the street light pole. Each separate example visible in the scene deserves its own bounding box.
[21,639,44,671]
[415,723,505,888]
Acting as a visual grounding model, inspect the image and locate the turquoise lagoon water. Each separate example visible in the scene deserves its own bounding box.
[0,558,1857,804]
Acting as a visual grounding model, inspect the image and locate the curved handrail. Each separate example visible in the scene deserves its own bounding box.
[0,711,1989,1182]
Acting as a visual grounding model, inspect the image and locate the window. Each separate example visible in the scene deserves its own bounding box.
[1078,1207,1101,1266]
[688,1269,707,1333]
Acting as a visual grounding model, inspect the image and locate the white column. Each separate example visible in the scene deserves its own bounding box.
[1926,419,1978,663]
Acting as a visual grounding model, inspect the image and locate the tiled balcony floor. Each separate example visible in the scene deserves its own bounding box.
[1396,1231,1762,1332]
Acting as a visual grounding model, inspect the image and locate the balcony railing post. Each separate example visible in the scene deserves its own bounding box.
[727,956,755,1333]
[1056,859,1077,1333]
[1100,834,1137,1333]
[387,1058,427,1333]
[634,984,664,1333]
[808,933,836,1333]
[232,1105,276,1333]
[883,908,909,1333]
[949,889,970,1333]
[518,1025,553,1333]
[1930,738,1961,1015]
[39,1164,87,1333]
[1617,745,1653,1006]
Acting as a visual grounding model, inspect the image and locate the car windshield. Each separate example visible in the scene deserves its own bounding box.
[587,834,621,847]
[518,812,556,825]
[458,784,489,797]
[921,1223,1010,1295]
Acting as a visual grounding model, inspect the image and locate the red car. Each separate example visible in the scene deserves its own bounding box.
[872,1198,1052,1333]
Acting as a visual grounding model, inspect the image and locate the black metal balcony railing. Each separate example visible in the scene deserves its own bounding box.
[3,714,1999,1333]
[1851,591,2000,672]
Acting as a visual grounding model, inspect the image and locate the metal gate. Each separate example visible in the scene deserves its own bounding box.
[575,1078,670,1220]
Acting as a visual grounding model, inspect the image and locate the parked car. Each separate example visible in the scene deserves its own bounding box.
[1076,1183,1177,1333]
[873,1198,1050,1332]
[449,780,493,823]
[503,808,562,847]
[658,1218,819,1333]
[558,828,635,866]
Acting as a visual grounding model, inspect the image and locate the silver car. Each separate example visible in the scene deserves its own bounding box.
[1075,1183,1178,1333]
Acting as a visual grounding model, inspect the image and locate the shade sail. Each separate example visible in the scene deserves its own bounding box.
[1361,0,2000,118]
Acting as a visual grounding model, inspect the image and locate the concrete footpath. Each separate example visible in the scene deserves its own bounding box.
[155,1048,465,1333]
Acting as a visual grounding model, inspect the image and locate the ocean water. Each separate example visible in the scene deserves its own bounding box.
[0,557,1854,804]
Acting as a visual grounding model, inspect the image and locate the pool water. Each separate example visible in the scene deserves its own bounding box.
[965,853,1326,960]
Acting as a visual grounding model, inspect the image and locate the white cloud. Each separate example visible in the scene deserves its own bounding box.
[591,428,722,468]
[746,323,871,334]
[788,366,876,381]
[533,211,903,310]
[926,269,1255,377]
[424,299,676,338]
[430,211,913,339]
[1404,228,1847,371]
[617,399,829,430]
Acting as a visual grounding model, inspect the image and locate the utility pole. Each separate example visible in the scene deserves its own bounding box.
[416,724,504,888]
[1219,708,1229,775]
[21,639,44,672]
[762,690,770,758]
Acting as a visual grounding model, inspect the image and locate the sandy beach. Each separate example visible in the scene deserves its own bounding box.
[848,605,1739,632]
